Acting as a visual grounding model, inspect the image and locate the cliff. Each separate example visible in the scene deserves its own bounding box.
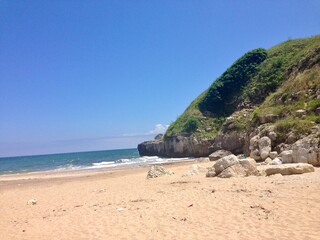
[138,35,320,161]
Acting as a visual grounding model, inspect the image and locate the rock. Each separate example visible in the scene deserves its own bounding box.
[154,134,164,140]
[218,163,247,178]
[315,107,320,116]
[146,166,174,179]
[295,109,306,117]
[268,131,277,141]
[249,135,260,150]
[292,136,320,165]
[206,167,216,178]
[259,136,271,160]
[280,150,293,164]
[264,157,273,165]
[138,136,214,157]
[287,132,297,144]
[269,151,278,159]
[182,164,207,177]
[250,149,261,161]
[239,158,259,176]
[27,199,37,205]
[249,135,261,160]
[208,150,232,161]
[213,154,239,175]
[271,158,282,165]
[264,163,314,176]
[205,127,213,132]
[259,114,279,124]
[211,132,246,154]
[217,158,258,178]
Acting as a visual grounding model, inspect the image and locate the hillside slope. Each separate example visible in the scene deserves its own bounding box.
[138,35,320,158]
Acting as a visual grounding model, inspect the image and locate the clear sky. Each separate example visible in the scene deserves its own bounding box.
[0,0,319,157]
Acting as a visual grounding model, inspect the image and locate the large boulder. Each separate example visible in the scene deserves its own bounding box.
[146,166,174,179]
[263,163,314,176]
[280,150,293,163]
[239,158,259,176]
[292,136,320,165]
[218,163,247,178]
[259,136,271,160]
[209,150,232,161]
[208,157,258,178]
[213,154,239,175]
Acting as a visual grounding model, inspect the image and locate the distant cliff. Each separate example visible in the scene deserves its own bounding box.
[138,35,320,161]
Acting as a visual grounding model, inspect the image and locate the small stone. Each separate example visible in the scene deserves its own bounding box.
[27,199,37,205]
[295,109,306,117]
[205,127,213,132]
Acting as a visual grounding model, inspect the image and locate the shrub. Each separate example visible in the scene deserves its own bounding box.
[183,117,200,133]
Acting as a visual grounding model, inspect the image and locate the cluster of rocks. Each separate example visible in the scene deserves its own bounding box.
[206,154,258,178]
[248,128,320,166]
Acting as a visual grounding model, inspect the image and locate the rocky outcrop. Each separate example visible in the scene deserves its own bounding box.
[292,136,320,165]
[261,163,314,176]
[146,166,174,179]
[210,132,246,154]
[208,150,232,161]
[138,136,214,157]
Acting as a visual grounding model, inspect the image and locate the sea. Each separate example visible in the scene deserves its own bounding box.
[0,148,190,175]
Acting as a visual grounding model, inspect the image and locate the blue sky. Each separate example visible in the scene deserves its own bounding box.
[0,0,319,157]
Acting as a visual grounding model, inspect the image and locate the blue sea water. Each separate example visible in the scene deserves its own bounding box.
[0,148,189,175]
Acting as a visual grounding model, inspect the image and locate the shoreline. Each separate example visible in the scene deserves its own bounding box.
[0,158,198,184]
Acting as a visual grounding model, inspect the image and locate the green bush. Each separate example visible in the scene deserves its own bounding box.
[183,117,200,133]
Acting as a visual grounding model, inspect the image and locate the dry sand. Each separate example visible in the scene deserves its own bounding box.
[1,161,320,240]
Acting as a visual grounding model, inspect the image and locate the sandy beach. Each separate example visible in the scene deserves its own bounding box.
[1,161,320,240]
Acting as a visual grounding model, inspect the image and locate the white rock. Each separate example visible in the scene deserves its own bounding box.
[271,158,282,165]
[259,136,271,160]
[213,154,239,175]
[27,199,37,205]
[269,151,278,159]
[147,166,174,179]
[280,150,293,164]
[264,163,314,176]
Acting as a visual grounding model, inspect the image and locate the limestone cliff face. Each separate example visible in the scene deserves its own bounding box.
[138,136,213,158]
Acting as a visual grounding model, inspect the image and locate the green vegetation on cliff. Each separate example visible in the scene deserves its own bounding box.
[165,35,320,139]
